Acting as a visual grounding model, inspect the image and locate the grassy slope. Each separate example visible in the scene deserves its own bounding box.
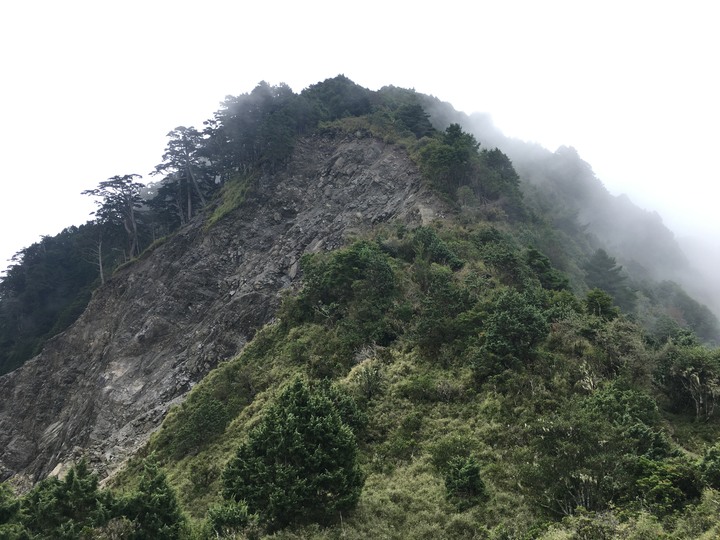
[101,94,720,538]
[107,217,720,539]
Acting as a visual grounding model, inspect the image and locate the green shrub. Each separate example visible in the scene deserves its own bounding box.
[525,246,569,291]
[353,360,384,400]
[121,454,186,540]
[482,289,548,363]
[222,378,364,530]
[585,288,620,320]
[428,433,477,472]
[701,443,720,488]
[21,460,112,539]
[205,500,255,538]
[672,488,720,539]
[443,456,488,511]
[157,389,231,458]
[412,227,464,270]
[0,483,21,528]
[286,241,398,363]
[634,456,703,516]
[656,344,720,419]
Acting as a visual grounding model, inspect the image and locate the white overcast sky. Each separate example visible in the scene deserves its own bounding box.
[1,0,718,270]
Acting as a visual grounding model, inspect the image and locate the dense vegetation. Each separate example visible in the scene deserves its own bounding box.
[1,76,716,375]
[2,76,720,538]
[5,223,720,538]
[0,223,101,373]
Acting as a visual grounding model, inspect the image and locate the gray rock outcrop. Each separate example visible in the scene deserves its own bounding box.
[0,133,445,484]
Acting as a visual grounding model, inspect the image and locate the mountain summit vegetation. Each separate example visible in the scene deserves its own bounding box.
[2,76,720,538]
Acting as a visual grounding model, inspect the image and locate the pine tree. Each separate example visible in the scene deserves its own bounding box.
[82,174,145,260]
[123,454,185,540]
[584,249,635,311]
[0,482,26,538]
[222,378,364,530]
[20,459,110,538]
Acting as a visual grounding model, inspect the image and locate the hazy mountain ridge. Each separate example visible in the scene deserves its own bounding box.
[417,94,719,340]
[429,98,693,282]
[1,79,714,379]
[1,77,720,538]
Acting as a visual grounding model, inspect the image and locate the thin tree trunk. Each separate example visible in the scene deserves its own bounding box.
[97,235,105,285]
[129,203,139,258]
[186,163,206,207]
[174,182,186,225]
[186,178,192,222]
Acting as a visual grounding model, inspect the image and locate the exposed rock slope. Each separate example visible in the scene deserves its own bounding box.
[0,133,444,484]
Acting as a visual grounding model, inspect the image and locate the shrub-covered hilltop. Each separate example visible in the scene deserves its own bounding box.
[2,76,720,538]
[119,233,720,539]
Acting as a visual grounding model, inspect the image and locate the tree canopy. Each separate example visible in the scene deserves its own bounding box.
[4,75,720,538]
[222,378,364,530]
[82,174,145,260]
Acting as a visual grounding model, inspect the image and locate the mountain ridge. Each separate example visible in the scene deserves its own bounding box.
[0,131,445,486]
[1,77,720,538]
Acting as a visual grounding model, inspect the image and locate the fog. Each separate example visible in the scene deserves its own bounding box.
[455,109,720,320]
[2,1,718,313]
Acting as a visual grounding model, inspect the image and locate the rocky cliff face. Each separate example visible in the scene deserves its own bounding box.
[0,133,444,486]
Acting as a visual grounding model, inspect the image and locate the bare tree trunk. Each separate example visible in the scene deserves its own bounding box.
[86,232,105,285]
[128,203,139,258]
[174,183,186,225]
[97,235,105,285]
[185,159,206,208]
[186,178,193,222]
[122,214,138,259]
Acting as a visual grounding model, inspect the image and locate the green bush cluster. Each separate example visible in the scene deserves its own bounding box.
[443,455,488,511]
[98,226,720,537]
[417,124,525,218]
[9,218,720,539]
[222,378,364,531]
[0,456,186,539]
